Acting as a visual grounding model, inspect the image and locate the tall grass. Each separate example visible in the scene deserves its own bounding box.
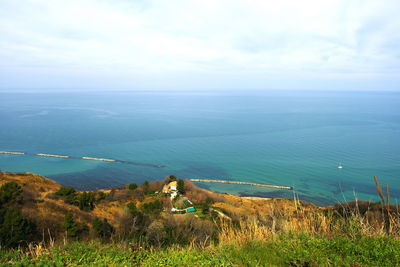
[217,178,400,246]
[2,176,400,266]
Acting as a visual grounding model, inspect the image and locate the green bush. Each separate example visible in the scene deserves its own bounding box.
[92,218,114,239]
[0,182,36,248]
[126,202,140,217]
[177,179,185,194]
[142,181,151,195]
[128,183,138,190]
[0,182,22,206]
[146,220,166,246]
[123,202,147,235]
[165,175,177,184]
[0,208,36,248]
[55,187,78,205]
[77,192,96,211]
[55,187,96,211]
[55,187,76,197]
[96,191,107,202]
[62,214,78,238]
[140,200,163,215]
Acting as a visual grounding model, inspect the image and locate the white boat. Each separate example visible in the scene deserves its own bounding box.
[338,163,344,169]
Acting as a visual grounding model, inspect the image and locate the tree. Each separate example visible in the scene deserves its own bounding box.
[146,220,166,246]
[202,197,214,214]
[62,213,78,238]
[0,182,22,206]
[96,191,107,202]
[0,208,36,248]
[128,183,138,190]
[92,218,114,239]
[55,187,76,197]
[77,192,96,211]
[123,202,146,234]
[126,202,145,223]
[177,179,185,194]
[140,200,163,215]
[126,202,140,217]
[0,182,36,248]
[140,200,162,215]
[54,187,77,205]
[165,175,177,184]
[142,181,152,195]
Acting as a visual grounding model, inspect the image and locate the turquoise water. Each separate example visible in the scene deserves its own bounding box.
[0,90,399,205]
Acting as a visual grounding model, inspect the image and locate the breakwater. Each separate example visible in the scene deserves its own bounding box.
[190,178,293,190]
[0,151,165,168]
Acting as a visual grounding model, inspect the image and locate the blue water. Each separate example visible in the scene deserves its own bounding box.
[1,90,399,205]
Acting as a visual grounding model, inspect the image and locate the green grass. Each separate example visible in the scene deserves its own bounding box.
[222,234,400,266]
[1,234,399,266]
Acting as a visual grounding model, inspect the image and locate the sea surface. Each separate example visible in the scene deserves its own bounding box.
[0,90,399,205]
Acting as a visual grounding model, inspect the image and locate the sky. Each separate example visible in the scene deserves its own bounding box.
[0,0,400,91]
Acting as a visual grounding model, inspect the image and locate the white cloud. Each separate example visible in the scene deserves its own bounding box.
[0,0,399,90]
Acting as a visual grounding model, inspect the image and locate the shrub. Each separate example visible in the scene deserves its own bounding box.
[163,214,216,246]
[0,207,36,248]
[142,181,151,195]
[132,188,145,201]
[62,214,78,238]
[164,175,177,184]
[126,202,140,217]
[77,192,96,211]
[117,202,147,236]
[177,179,185,194]
[96,191,107,202]
[200,197,214,213]
[54,187,78,205]
[0,182,22,206]
[55,187,76,197]
[128,183,138,190]
[92,218,114,239]
[146,220,167,246]
[55,187,96,211]
[141,200,163,215]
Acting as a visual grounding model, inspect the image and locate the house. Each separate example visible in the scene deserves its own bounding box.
[162,181,177,194]
[170,191,178,199]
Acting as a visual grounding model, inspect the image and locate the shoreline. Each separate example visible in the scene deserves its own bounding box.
[0,171,377,208]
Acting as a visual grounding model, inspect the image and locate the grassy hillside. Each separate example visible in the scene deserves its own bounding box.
[1,171,400,266]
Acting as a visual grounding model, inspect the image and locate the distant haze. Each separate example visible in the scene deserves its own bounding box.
[1,0,399,91]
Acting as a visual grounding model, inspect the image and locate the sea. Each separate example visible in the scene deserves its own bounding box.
[0,90,399,206]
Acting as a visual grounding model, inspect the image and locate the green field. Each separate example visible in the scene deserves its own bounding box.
[1,234,399,266]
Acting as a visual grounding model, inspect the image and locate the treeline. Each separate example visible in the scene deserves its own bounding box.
[53,187,107,211]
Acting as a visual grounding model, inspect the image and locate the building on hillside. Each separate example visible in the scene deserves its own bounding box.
[162,181,177,194]
[170,191,178,199]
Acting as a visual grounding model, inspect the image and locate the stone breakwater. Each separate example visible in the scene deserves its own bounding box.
[0,151,165,168]
[190,178,293,190]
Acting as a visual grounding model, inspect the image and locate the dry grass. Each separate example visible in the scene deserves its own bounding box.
[2,172,400,248]
[217,197,400,248]
[0,171,59,199]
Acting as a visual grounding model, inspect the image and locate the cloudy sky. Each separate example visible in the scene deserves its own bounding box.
[1,0,399,91]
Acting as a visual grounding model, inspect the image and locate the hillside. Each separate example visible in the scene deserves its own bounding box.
[0,172,320,236]
[1,171,400,266]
